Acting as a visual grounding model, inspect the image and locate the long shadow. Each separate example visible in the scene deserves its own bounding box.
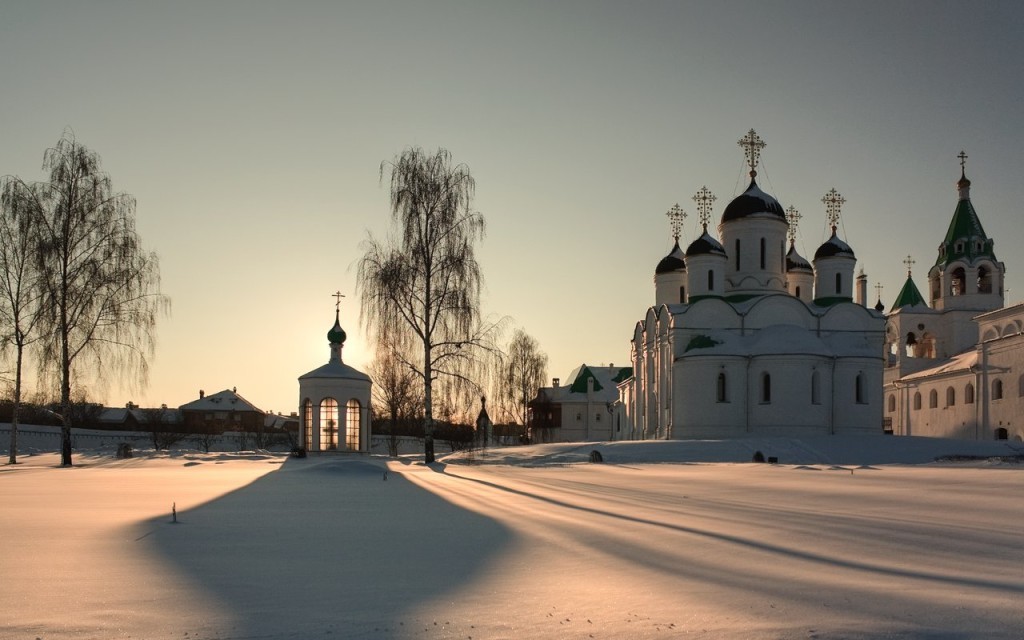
[135,456,513,639]
[437,467,1022,595]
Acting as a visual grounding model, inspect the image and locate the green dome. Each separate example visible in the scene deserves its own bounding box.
[328,312,347,345]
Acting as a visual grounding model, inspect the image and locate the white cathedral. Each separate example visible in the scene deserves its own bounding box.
[609,132,1021,443]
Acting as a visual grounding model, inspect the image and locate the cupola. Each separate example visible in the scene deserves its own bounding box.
[654,204,688,306]
[812,188,857,305]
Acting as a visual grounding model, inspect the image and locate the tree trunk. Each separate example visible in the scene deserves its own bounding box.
[60,333,73,467]
[8,345,22,465]
[423,340,435,464]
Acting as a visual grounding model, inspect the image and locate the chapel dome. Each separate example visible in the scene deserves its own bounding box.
[786,244,813,272]
[686,231,727,257]
[655,241,686,274]
[327,313,347,345]
[721,179,787,223]
[814,229,856,260]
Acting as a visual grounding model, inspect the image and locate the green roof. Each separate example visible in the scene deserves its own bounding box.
[569,366,602,393]
[892,275,927,309]
[935,198,995,266]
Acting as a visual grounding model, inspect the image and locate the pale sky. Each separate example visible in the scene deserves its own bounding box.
[1,1,1022,416]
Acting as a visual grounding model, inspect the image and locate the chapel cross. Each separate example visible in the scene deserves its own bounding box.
[903,255,915,277]
[692,186,716,231]
[333,290,345,312]
[875,282,884,300]
[785,205,801,245]
[821,188,846,231]
[666,203,687,242]
[958,150,968,169]
[738,129,766,178]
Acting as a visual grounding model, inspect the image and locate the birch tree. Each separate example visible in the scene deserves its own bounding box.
[358,147,499,463]
[22,133,169,466]
[497,329,548,429]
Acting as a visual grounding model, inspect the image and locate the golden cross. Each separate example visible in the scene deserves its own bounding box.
[666,203,687,242]
[903,255,915,277]
[785,205,801,245]
[821,188,846,231]
[738,129,766,177]
[958,150,968,169]
[692,186,716,231]
[333,290,345,312]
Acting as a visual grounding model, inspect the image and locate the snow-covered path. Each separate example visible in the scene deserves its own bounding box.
[1,449,1022,639]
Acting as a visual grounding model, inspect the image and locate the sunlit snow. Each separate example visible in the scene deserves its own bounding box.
[1,435,1021,639]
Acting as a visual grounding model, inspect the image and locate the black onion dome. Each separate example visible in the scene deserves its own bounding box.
[814,229,856,260]
[686,230,727,257]
[786,244,812,271]
[655,241,686,274]
[721,179,787,223]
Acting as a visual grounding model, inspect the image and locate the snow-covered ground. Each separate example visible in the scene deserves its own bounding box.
[1,436,1022,639]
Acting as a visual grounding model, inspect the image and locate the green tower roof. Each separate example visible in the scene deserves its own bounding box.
[327,311,347,345]
[935,171,996,267]
[892,275,927,310]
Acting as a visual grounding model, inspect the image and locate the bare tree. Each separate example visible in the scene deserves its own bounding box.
[0,177,46,464]
[15,133,170,466]
[141,406,181,450]
[358,147,501,463]
[497,329,548,433]
[369,345,419,457]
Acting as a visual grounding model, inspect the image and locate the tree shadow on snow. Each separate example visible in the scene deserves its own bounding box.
[135,456,513,638]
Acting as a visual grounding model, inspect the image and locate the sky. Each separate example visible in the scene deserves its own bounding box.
[1,1,1023,416]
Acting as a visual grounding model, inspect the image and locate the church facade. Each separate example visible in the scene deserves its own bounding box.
[882,158,1022,441]
[616,130,885,440]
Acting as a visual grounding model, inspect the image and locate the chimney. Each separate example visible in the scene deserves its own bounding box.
[553,377,560,388]
[199,389,205,399]
[856,269,868,307]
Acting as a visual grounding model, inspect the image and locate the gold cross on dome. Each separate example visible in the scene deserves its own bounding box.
[821,188,846,231]
[666,203,687,242]
[738,129,766,178]
[875,282,884,300]
[903,255,915,277]
[958,150,968,169]
[692,186,716,230]
[333,290,345,311]
[785,205,801,245]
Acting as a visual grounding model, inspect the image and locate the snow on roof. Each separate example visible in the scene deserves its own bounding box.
[681,323,877,359]
[902,350,979,380]
[179,389,263,413]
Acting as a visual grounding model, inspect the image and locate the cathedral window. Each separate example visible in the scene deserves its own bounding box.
[795,286,801,298]
[946,387,955,407]
[716,373,728,403]
[735,239,741,270]
[679,285,685,303]
[978,266,992,294]
[760,373,771,404]
[855,373,866,404]
[951,267,966,296]
[302,398,313,450]
[576,412,582,422]
[992,379,1003,400]
[835,273,842,295]
[707,270,714,291]
[994,427,1008,440]
[760,238,766,269]
[346,399,361,450]
[913,392,922,411]
[965,383,975,404]
[811,371,821,405]
[928,390,938,409]
[887,394,896,413]
[320,397,338,450]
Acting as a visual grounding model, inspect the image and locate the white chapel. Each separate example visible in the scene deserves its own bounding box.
[617,130,886,440]
[297,300,372,452]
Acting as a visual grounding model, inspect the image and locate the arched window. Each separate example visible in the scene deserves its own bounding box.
[320,397,338,450]
[913,392,922,410]
[978,266,992,293]
[992,379,1003,400]
[951,267,966,296]
[855,373,866,404]
[811,370,821,405]
[887,394,896,413]
[760,237,766,269]
[761,373,771,403]
[994,427,1008,440]
[965,383,975,404]
[929,390,938,409]
[716,372,727,403]
[735,239,741,270]
[679,286,686,303]
[905,332,918,358]
[795,285,801,298]
[835,273,842,295]
[946,386,955,407]
[302,398,313,450]
[346,399,361,450]
[707,270,714,291]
